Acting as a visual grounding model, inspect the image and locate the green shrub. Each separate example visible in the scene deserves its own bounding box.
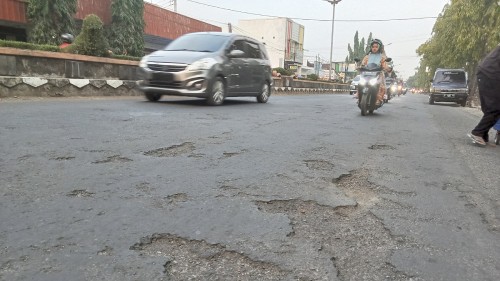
[307,74,319,81]
[273,67,293,76]
[0,39,60,52]
[68,14,109,57]
[111,54,141,61]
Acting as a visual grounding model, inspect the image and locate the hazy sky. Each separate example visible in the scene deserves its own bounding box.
[149,0,450,79]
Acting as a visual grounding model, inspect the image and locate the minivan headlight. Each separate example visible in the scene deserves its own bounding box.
[187,58,217,71]
[139,56,149,68]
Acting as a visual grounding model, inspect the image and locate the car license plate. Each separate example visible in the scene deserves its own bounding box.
[445,94,455,98]
[152,72,173,82]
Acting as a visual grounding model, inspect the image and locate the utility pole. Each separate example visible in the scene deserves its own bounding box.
[228,23,232,33]
[324,0,342,81]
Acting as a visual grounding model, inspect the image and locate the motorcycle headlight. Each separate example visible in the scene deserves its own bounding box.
[139,56,149,68]
[186,58,217,71]
[391,85,397,91]
[369,78,378,85]
[359,78,367,86]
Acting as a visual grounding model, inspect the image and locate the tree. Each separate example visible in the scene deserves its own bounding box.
[415,0,500,103]
[27,0,77,45]
[365,33,373,54]
[68,14,110,57]
[347,31,373,63]
[106,0,145,57]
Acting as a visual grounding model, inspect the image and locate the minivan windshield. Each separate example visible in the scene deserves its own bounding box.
[434,71,466,84]
[165,34,229,53]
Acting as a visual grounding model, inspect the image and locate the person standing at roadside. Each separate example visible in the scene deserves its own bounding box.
[467,44,500,146]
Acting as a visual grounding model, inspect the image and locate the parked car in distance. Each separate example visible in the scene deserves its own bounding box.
[137,32,273,105]
[429,68,468,107]
[350,75,360,95]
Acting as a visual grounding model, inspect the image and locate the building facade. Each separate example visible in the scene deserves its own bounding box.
[237,18,304,70]
[0,0,221,52]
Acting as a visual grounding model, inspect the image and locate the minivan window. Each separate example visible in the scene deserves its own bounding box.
[228,40,246,55]
[165,34,229,52]
[245,40,262,59]
[434,71,466,84]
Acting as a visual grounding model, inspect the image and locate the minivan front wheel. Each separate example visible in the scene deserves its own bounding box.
[206,78,225,106]
[145,92,162,102]
[257,83,271,103]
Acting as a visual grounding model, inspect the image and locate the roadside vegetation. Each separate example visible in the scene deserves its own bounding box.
[408,0,499,102]
[0,0,145,61]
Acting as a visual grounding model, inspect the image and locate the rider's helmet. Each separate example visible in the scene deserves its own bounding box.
[370,39,384,54]
[61,33,74,44]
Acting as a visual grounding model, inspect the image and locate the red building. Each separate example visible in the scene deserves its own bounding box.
[0,0,221,51]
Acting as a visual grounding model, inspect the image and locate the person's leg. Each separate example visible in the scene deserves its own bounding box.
[471,73,500,141]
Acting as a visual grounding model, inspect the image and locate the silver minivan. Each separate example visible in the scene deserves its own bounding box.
[137,32,273,105]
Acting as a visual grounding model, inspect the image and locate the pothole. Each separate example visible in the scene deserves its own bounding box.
[304,159,335,171]
[135,182,155,194]
[222,152,240,158]
[167,193,188,204]
[254,169,413,281]
[92,155,132,164]
[144,142,195,157]
[369,144,396,150]
[50,156,75,161]
[67,189,95,197]
[130,233,289,280]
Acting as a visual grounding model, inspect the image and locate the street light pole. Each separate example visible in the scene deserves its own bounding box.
[324,0,341,81]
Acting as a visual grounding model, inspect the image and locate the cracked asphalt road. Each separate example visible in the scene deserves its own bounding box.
[1,94,499,280]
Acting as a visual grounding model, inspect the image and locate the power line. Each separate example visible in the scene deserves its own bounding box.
[186,0,438,22]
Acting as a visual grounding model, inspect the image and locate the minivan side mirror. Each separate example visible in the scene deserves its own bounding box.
[228,49,245,58]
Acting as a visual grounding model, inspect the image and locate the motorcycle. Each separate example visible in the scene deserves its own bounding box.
[384,77,397,103]
[354,58,392,116]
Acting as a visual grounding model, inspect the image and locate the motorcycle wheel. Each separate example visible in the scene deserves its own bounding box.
[360,94,368,116]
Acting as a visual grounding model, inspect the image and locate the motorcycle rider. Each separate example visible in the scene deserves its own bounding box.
[361,39,390,106]
[385,63,397,79]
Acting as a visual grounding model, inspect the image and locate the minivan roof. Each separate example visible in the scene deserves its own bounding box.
[184,32,260,42]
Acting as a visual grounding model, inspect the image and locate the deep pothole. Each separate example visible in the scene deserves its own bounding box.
[255,169,413,281]
[130,233,289,281]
